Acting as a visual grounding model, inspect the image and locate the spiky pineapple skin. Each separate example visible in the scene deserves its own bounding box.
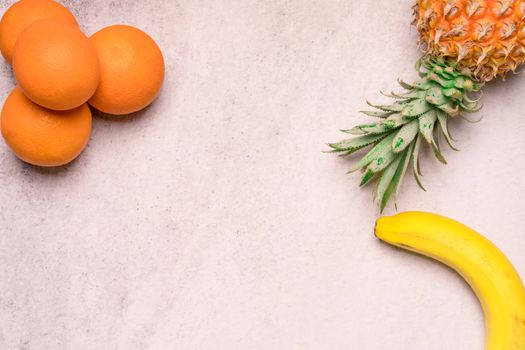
[415,0,525,81]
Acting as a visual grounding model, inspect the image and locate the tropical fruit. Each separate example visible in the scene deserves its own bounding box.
[13,19,99,111]
[0,0,77,63]
[376,212,525,350]
[415,0,525,81]
[1,86,92,167]
[89,25,165,115]
[329,0,525,211]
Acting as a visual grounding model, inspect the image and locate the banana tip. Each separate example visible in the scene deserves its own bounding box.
[374,216,389,241]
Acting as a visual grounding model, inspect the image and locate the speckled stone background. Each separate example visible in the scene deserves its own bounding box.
[0,1,524,349]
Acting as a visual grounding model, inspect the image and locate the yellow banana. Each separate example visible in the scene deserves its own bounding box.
[375,212,525,350]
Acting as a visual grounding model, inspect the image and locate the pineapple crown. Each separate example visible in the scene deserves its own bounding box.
[328,57,483,212]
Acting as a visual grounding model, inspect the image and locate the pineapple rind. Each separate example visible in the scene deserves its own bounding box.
[329,58,483,211]
[414,0,525,81]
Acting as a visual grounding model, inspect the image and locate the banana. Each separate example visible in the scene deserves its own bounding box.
[375,212,525,350]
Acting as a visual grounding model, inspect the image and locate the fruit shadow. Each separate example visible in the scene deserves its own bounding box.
[375,239,479,297]
[16,151,84,176]
[16,105,153,175]
[90,105,150,123]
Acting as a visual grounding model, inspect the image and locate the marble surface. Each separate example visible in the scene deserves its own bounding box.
[0,0,524,349]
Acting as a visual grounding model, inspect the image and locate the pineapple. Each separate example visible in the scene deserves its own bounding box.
[416,0,525,81]
[329,0,525,211]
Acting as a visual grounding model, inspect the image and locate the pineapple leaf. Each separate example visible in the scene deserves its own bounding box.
[378,149,411,213]
[431,126,447,164]
[425,87,448,105]
[463,91,483,104]
[402,100,432,117]
[436,110,458,151]
[348,133,396,173]
[340,127,366,135]
[460,101,483,112]
[395,142,414,199]
[412,80,438,90]
[399,90,426,100]
[360,110,393,118]
[366,100,405,112]
[375,155,402,212]
[354,123,392,135]
[428,73,456,89]
[327,133,387,154]
[412,134,426,191]
[360,169,376,187]
[444,66,458,76]
[419,110,438,143]
[360,146,397,187]
[443,87,461,98]
[397,79,415,90]
[432,66,456,80]
[367,147,396,174]
[392,119,419,153]
[380,91,409,100]
[437,101,460,117]
[415,59,428,77]
[383,113,408,129]
[453,76,468,89]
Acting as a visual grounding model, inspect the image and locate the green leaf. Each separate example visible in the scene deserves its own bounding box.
[340,127,366,135]
[360,110,393,118]
[375,155,402,212]
[383,113,408,129]
[412,80,437,90]
[428,73,456,88]
[360,146,397,188]
[367,100,405,112]
[412,135,426,191]
[402,99,432,118]
[397,90,426,100]
[438,101,460,117]
[460,101,483,112]
[443,87,461,98]
[348,133,396,172]
[355,123,392,135]
[327,133,387,154]
[425,87,448,106]
[368,146,397,173]
[419,110,438,144]
[380,91,409,100]
[431,126,447,164]
[462,92,482,104]
[432,66,456,80]
[436,110,458,151]
[471,81,484,92]
[395,142,414,199]
[397,79,415,90]
[360,169,376,187]
[415,59,427,78]
[392,120,419,153]
[444,66,459,76]
[378,149,411,212]
[453,76,467,89]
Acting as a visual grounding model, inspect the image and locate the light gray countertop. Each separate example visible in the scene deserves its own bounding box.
[1,0,524,349]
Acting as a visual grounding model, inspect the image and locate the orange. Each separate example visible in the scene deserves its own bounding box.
[13,19,99,111]
[89,25,164,115]
[0,0,77,63]
[1,86,92,167]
